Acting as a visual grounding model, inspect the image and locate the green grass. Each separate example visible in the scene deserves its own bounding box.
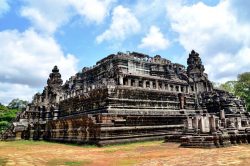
[103,140,162,148]
[47,159,92,166]
[0,140,53,146]
[0,157,7,166]
[64,161,85,165]
[0,140,162,149]
[116,159,137,166]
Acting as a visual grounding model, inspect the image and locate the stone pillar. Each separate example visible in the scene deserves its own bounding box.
[236,117,242,129]
[39,107,43,121]
[200,117,205,133]
[53,110,59,120]
[209,115,216,132]
[166,84,169,91]
[135,79,139,87]
[150,81,153,89]
[178,93,185,109]
[200,116,210,133]
[143,80,146,88]
[56,123,60,138]
[128,79,131,86]
[162,83,165,90]
[215,118,220,130]
[29,130,34,140]
[15,131,22,140]
[45,111,50,121]
[119,76,123,85]
[155,80,159,90]
[205,116,210,133]
[220,109,225,119]
[192,116,199,131]
[187,117,193,130]
[67,120,72,140]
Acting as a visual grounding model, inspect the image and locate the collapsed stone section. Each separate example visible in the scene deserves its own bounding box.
[1,50,249,146]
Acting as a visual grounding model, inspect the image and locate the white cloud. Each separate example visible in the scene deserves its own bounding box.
[0,82,37,105]
[166,0,250,82]
[20,0,115,34]
[0,0,10,17]
[96,5,141,43]
[20,0,72,34]
[0,29,78,104]
[139,25,170,51]
[70,0,115,24]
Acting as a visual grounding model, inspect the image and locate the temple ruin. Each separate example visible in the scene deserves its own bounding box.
[1,50,250,147]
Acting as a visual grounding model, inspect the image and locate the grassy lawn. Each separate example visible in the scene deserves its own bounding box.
[47,159,92,166]
[0,140,250,166]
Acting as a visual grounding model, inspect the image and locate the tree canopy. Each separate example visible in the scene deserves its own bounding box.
[0,105,20,133]
[218,72,250,112]
[0,99,27,133]
[235,72,250,111]
[7,98,28,110]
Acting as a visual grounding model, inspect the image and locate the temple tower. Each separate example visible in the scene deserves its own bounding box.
[44,66,63,120]
[187,50,205,78]
[187,50,212,93]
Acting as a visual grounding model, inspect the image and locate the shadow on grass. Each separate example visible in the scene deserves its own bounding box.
[0,140,98,148]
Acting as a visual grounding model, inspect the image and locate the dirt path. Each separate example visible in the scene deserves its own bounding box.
[0,141,250,166]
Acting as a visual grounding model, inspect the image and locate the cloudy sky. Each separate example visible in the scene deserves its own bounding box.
[0,0,250,105]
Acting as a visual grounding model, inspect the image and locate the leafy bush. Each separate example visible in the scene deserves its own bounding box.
[0,105,20,133]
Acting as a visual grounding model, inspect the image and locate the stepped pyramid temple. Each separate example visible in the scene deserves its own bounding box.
[1,50,250,147]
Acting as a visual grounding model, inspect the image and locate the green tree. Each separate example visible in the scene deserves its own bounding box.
[219,81,237,94]
[212,81,222,89]
[7,98,28,110]
[235,72,250,112]
[0,105,20,133]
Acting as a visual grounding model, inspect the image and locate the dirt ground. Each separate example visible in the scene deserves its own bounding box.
[0,140,250,166]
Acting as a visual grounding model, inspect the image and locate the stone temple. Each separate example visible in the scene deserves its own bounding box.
[1,50,250,147]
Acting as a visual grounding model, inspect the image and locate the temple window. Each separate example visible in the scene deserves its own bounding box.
[175,86,179,92]
[139,81,143,87]
[146,81,150,88]
[131,79,135,86]
[191,86,194,91]
[153,82,156,89]
[170,85,174,91]
[165,84,168,90]
[123,78,128,86]
[159,82,162,89]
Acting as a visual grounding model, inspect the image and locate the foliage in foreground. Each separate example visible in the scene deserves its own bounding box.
[0,98,27,133]
[0,105,20,133]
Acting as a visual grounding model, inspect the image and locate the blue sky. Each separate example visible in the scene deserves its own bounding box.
[0,0,250,105]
